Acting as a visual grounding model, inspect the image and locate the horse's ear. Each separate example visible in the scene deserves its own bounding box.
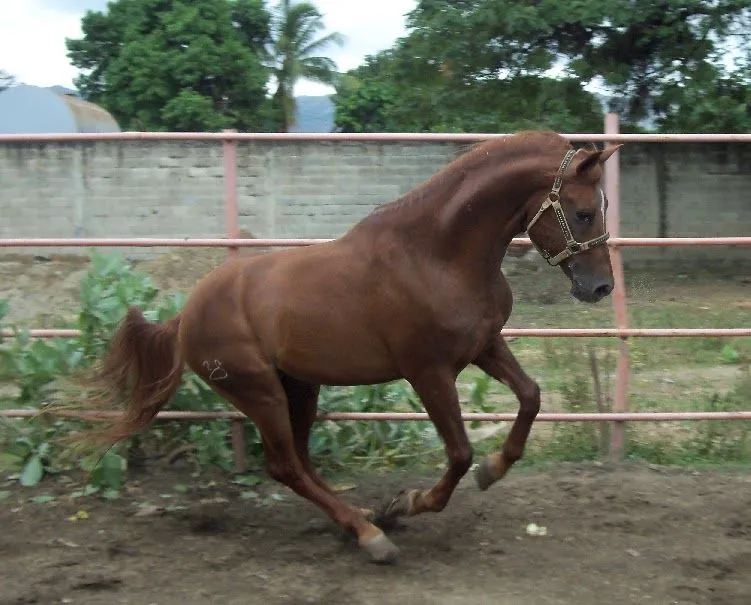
[576,144,623,175]
[598,143,623,164]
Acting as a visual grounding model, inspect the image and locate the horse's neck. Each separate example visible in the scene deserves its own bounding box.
[434,156,547,276]
[351,145,557,279]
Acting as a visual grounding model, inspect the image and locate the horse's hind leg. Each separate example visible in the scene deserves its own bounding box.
[205,362,399,563]
[280,376,329,490]
[281,375,375,519]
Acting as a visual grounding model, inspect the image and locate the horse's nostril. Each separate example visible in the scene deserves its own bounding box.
[594,283,613,298]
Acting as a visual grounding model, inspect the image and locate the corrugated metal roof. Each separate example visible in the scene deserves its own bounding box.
[0,84,120,134]
[60,93,120,133]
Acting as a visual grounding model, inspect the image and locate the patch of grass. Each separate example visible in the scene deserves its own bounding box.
[1,254,749,493]
[0,253,454,493]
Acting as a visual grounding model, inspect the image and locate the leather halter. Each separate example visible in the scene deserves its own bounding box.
[526,148,610,266]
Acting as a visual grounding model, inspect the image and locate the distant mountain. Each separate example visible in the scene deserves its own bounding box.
[45,85,81,97]
[291,95,335,133]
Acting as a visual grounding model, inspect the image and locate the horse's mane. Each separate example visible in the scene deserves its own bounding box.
[363,130,576,222]
[455,130,572,170]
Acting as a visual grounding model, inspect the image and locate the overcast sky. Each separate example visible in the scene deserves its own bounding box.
[0,0,417,95]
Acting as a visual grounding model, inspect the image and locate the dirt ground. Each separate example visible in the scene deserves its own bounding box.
[1,462,750,605]
[2,252,750,604]
[0,248,268,326]
[1,248,749,326]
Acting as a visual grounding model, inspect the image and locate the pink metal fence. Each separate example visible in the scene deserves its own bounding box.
[1,114,749,472]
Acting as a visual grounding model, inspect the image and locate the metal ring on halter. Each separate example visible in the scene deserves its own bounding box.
[526,148,611,267]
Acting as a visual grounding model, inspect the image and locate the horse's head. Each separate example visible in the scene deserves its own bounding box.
[525,144,622,303]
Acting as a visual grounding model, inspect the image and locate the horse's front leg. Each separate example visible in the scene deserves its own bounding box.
[377,368,473,521]
[472,335,541,490]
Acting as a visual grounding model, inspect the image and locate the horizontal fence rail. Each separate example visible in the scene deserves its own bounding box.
[2,410,750,422]
[3,132,751,143]
[1,121,748,471]
[1,237,750,248]
[3,328,750,339]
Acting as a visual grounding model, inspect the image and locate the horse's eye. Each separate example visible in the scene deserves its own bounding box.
[576,211,594,225]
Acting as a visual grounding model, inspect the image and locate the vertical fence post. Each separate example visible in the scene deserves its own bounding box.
[603,113,630,461]
[223,129,240,259]
[223,129,245,473]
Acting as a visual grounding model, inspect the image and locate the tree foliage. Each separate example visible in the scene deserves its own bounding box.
[334,36,605,133]
[267,0,344,131]
[66,0,274,131]
[657,64,751,133]
[333,42,440,133]
[335,0,751,133]
[0,69,15,92]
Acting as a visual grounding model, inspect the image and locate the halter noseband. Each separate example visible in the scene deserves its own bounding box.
[526,148,610,266]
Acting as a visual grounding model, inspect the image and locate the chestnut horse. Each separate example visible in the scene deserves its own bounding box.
[88,130,620,563]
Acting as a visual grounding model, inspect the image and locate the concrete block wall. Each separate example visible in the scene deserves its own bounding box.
[618,142,751,268]
[241,141,461,239]
[1,141,227,258]
[0,139,749,267]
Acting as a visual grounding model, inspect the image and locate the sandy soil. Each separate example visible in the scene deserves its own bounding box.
[1,251,750,604]
[1,461,750,605]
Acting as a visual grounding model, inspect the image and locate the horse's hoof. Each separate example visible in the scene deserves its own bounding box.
[475,457,501,491]
[372,489,418,528]
[357,507,377,522]
[360,532,400,564]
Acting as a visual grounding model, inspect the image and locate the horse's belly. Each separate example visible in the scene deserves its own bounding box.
[272,314,399,386]
[275,333,400,386]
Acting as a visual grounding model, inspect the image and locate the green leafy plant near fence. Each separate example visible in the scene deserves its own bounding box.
[1,252,749,499]
[314,382,439,470]
[521,342,751,467]
[625,366,751,465]
[0,252,451,494]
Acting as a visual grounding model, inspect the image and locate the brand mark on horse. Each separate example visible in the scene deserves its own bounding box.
[202,359,228,381]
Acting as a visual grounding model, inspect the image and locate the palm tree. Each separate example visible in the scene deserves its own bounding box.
[268,0,345,131]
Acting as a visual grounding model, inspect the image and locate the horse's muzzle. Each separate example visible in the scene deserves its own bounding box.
[570,277,614,303]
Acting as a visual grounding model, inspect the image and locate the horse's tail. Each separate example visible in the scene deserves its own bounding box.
[84,307,185,444]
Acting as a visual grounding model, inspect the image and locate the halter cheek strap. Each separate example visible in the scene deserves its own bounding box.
[526,148,611,266]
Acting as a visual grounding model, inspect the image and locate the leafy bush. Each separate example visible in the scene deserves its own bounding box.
[313,382,439,471]
[537,373,602,462]
[679,366,751,463]
[3,251,748,498]
[0,251,450,493]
